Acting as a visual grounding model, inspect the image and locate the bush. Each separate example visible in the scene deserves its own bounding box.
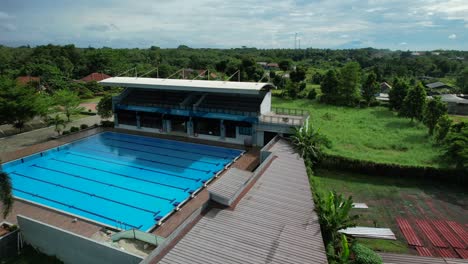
[319,153,466,184]
[369,100,381,107]
[80,124,89,130]
[62,130,70,135]
[70,126,80,133]
[352,243,382,264]
[101,120,114,127]
[307,89,317,100]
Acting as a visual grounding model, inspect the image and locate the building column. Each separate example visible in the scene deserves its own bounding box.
[220,120,225,139]
[136,112,141,129]
[187,117,194,136]
[114,113,119,127]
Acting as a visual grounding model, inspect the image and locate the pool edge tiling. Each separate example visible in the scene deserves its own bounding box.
[2,132,243,232]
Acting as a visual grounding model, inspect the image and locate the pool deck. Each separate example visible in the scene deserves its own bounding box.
[0,127,259,240]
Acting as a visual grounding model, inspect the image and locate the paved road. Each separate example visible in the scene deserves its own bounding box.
[0,115,104,154]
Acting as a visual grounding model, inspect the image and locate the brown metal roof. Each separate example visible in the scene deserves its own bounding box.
[158,139,327,263]
[208,168,253,206]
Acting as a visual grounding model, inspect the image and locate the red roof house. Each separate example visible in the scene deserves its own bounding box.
[79,73,111,82]
[16,76,41,86]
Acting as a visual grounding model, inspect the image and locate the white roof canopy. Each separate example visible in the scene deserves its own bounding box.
[99,77,274,95]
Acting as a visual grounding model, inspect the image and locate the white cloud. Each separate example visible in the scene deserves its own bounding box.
[0,11,12,19]
[0,0,467,49]
[448,34,457,39]
[399,42,408,45]
[0,23,17,32]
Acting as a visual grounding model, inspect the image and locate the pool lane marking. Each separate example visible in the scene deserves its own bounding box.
[62,152,207,181]
[11,172,161,215]
[104,131,242,155]
[100,136,233,159]
[77,143,221,166]
[49,158,194,192]
[31,164,177,203]
[74,145,211,173]
[13,187,140,230]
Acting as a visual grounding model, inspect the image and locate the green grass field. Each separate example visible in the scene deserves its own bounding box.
[311,169,467,254]
[272,97,445,167]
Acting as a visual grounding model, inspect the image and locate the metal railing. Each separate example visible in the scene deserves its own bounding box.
[270,107,309,116]
[259,115,305,126]
[118,103,259,117]
[111,228,165,246]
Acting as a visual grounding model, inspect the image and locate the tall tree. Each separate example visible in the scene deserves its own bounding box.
[320,70,340,104]
[362,72,379,105]
[401,82,427,122]
[456,68,468,93]
[96,94,113,119]
[338,61,361,106]
[389,78,409,111]
[278,59,292,71]
[0,77,40,131]
[290,66,306,83]
[423,96,448,135]
[443,124,468,170]
[53,89,85,122]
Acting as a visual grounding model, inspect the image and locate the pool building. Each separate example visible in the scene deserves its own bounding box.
[100,77,309,146]
[0,78,327,264]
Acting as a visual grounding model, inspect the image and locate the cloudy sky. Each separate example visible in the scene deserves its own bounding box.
[0,0,467,50]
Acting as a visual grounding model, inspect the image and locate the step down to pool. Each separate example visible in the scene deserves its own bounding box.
[208,168,253,206]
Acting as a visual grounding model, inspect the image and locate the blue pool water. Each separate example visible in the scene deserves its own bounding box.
[2,132,243,231]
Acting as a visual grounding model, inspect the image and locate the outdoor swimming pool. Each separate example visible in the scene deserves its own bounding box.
[2,132,243,231]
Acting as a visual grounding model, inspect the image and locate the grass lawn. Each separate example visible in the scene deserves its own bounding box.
[80,96,103,104]
[450,114,468,124]
[272,97,445,167]
[311,169,467,254]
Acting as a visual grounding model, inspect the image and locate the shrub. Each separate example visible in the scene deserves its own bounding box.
[80,124,89,130]
[101,120,114,127]
[307,89,317,100]
[62,130,70,135]
[352,243,382,264]
[70,126,80,133]
[369,100,381,107]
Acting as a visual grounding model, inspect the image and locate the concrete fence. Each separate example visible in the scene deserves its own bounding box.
[0,228,19,260]
[17,215,143,264]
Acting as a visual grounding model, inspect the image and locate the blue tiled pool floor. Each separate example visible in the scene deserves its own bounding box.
[2,132,243,231]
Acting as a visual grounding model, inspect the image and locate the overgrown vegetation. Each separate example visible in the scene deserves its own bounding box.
[0,170,13,219]
[274,98,444,167]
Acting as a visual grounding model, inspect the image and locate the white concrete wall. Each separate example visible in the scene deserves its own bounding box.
[17,215,143,264]
[260,91,272,115]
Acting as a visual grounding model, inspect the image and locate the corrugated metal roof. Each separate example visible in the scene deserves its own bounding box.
[100,77,274,95]
[381,253,468,264]
[158,139,327,264]
[208,168,253,206]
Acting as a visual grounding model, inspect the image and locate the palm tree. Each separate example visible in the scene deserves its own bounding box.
[290,124,331,164]
[315,191,358,249]
[49,114,66,136]
[0,171,13,219]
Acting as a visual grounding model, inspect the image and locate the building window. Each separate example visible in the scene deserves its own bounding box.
[167,115,188,133]
[140,112,162,129]
[239,126,252,135]
[224,121,236,138]
[194,118,220,136]
[118,110,136,126]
